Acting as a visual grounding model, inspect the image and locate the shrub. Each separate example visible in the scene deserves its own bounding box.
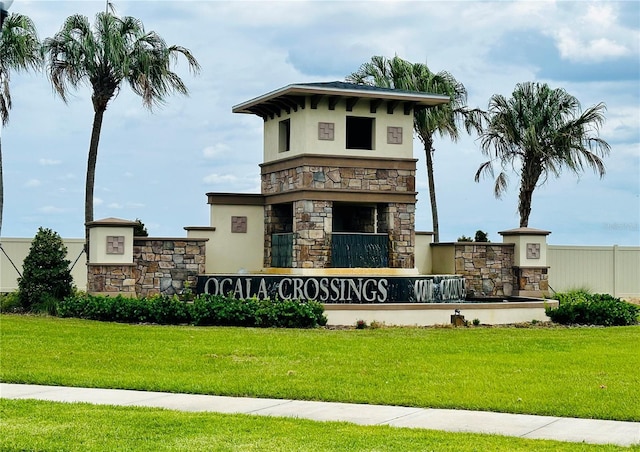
[56,292,327,328]
[18,227,73,311]
[546,291,639,326]
[0,291,22,313]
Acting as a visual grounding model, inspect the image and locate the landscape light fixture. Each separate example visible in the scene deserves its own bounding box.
[0,0,13,29]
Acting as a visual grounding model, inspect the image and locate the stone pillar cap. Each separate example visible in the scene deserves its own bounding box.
[86,217,138,228]
[499,227,551,236]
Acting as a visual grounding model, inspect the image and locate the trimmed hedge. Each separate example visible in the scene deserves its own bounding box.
[545,291,639,326]
[56,293,327,328]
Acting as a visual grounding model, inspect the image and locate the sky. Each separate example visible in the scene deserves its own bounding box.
[2,0,639,246]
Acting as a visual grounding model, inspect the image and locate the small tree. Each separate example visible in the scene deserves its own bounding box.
[133,218,148,237]
[18,227,73,310]
[474,230,489,242]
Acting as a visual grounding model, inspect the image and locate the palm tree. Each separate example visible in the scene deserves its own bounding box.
[475,82,610,228]
[0,12,42,237]
[347,55,485,242]
[42,12,200,253]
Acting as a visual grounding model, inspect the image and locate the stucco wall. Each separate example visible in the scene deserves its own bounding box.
[263,97,414,163]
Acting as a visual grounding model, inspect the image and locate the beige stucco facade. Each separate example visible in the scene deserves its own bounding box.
[186,196,264,274]
[262,98,415,163]
[87,218,137,264]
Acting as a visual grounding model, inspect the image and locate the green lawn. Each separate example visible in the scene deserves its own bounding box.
[1,315,639,421]
[1,399,634,451]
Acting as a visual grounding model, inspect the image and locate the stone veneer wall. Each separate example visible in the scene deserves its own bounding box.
[262,160,416,269]
[133,238,207,297]
[515,267,549,293]
[262,166,415,194]
[454,243,515,296]
[87,264,137,295]
[388,202,415,268]
[294,200,332,268]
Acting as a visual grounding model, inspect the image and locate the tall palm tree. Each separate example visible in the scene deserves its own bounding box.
[0,12,42,237]
[475,82,610,228]
[42,12,200,253]
[348,56,485,242]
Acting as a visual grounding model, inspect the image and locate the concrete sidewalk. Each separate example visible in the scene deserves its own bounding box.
[2,383,638,447]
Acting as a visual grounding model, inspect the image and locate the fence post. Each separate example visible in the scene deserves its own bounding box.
[612,244,618,298]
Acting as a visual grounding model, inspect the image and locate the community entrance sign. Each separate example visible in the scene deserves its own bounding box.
[196,275,466,303]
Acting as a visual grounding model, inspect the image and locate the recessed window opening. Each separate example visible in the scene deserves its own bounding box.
[333,203,376,233]
[279,119,291,152]
[346,116,374,150]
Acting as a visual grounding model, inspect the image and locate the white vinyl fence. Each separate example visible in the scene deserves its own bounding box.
[547,245,640,299]
[1,238,87,293]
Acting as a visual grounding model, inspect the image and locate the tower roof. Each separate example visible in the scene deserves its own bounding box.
[232,81,450,119]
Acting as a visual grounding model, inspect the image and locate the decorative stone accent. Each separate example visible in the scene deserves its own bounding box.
[387,126,402,144]
[231,216,247,233]
[526,243,540,259]
[106,235,125,254]
[318,122,335,140]
[452,243,515,297]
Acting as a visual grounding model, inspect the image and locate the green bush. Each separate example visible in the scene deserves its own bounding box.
[56,293,327,328]
[546,291,639,326]
[18,228,73,311]
[0,291,22,313]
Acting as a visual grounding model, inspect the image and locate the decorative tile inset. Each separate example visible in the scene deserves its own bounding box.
[526,243,541,259]
[106,235,125,254]
[232,216,247,233]
[387,126,403,144]
[318,122,335,140]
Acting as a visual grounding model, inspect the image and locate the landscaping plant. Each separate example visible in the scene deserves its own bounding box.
[56,292,327,328]
[17,227,73,312]
[546,290,639,326]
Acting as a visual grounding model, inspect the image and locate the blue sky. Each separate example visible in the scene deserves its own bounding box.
[2,0,639,245]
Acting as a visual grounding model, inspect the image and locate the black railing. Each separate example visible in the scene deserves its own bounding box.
[332,233,388,268]
[271,233,293,267]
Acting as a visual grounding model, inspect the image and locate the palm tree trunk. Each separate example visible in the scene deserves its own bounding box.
[85,107,106,259]
[0,137,3,237]
[518,184,534,228]
[424,140,439,243]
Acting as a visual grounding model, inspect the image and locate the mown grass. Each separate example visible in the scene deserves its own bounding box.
[2,315,639,421]
[1,399,635,452]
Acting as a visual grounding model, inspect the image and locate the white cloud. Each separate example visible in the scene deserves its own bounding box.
[550,4,634,63]
[203,173,238,184]
[93,198,104,206]
[39,159,61,166]
[108,203,123,209]
[555,29,629,62]
[24,179,41,188]
[203,143,231,159]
